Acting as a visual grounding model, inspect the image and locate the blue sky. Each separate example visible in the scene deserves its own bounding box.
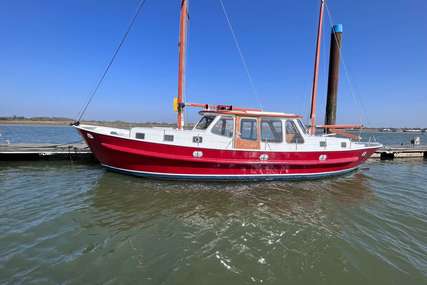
[0,0,426,127]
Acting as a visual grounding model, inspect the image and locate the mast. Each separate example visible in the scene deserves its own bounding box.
[177,0,188,130]
[309,0,325,135]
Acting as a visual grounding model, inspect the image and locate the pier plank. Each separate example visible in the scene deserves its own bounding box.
[371,145,427,160]
[0,143,94,161]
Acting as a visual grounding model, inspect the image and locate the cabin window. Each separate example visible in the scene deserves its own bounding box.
[211,116,234,137]
[297,119,308,134]
[261,119,283,143]
[195,116,216,130]
[286,120,304,144]
[135,132,145,139]
[164,134,174,142]
[240,119,257,141]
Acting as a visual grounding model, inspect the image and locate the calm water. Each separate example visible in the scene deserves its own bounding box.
[0,126,426,284]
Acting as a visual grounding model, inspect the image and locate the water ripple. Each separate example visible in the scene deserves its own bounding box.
[0,160,426,284]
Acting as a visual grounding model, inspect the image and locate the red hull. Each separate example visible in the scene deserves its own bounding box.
[78,128,378,180]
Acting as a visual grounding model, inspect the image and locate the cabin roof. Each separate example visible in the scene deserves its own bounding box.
[200,110,303,119]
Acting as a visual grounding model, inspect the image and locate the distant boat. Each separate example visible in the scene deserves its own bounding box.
[403,129,422,133]
[74,0,381,180]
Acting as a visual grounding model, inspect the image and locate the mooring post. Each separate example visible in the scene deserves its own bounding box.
[324,24,343,133]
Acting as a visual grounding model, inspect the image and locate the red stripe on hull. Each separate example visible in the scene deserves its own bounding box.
[78,129,378,178]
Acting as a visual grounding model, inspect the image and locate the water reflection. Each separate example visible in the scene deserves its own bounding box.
[80,170,382,284]
[89,170,375,234]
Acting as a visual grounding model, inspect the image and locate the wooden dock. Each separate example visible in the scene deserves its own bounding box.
[0,143,94,161]
[0,143,426,161]
[371,145,427,160]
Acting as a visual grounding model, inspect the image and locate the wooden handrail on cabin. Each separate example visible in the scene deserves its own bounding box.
[329,129,361,140]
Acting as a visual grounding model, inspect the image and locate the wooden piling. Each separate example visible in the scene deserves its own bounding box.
[325,24,343,132]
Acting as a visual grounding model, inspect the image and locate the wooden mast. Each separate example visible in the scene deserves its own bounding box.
[177,0,188,130]
[309,0,325,135]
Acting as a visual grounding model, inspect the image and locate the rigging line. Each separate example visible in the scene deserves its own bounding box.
[217,0,263,109]
[319,15,328,122]
[75,0,148,123]
[324,3,368,127]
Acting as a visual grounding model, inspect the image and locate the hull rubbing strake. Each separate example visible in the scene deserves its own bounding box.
[102,164,360,181]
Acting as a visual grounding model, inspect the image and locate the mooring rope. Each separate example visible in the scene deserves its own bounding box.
[217,0,263,110]
[75,0,148,124]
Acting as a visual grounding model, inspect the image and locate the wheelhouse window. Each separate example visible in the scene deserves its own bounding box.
[211,116,234,137]
[240,119,257,141]
[286,120,304,144]
[261,119,283,143]
[195,116,216,130]
[296,119,308,134]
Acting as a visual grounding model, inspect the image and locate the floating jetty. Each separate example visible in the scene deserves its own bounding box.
[0,143,94,161]
[371,145,427,160]
[0,143,426,161]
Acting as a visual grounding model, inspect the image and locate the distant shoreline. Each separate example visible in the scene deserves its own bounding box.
[0,120,73,126]
[0,119,178,128]
[0,119,425,132]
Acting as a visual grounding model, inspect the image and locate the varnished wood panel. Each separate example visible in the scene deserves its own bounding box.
[234,117,261,150]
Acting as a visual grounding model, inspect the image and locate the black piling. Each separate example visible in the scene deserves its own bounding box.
[325,24,343,132]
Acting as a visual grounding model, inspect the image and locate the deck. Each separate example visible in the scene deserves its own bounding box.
[372,145,427,160]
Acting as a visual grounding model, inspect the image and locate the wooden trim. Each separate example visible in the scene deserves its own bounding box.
[202,110,302,119]
[234,117,261,150]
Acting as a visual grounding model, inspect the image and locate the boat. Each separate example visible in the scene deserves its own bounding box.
[74,0,381,181]
[403,129,422,133]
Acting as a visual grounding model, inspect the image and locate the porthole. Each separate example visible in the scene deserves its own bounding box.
[193,136,203,143]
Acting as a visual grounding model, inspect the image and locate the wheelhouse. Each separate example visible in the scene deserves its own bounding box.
[194,110,307,150]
